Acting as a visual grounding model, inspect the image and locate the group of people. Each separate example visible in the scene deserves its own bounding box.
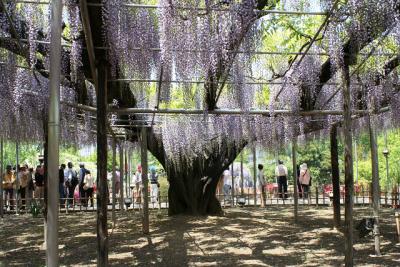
[59,162,95,208]
[2,163,45,210]
[132,165,160,204]
[218,160,312,207]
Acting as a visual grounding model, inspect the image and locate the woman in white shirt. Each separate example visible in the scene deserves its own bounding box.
[299,163,311,199]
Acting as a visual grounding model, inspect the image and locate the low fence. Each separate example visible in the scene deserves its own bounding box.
[1,185,399,214]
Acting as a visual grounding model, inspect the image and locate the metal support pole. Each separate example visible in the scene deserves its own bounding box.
[0,138,3,218]
[231,163,235,206]
[111,138,117,226]
[119,144,124,210]
[342,63,354,267]
[253,146,257,206]
[141,127,149,234]
[367,115,381,256]
[383,129,389,192]
[15,142,19,215]
[46,0,62,265]
[125,148,129,197]
[292,137,298,222]
[240,153,244,196]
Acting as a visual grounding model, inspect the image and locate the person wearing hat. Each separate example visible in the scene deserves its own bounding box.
[275,160,288,199]
[299,163,311,199]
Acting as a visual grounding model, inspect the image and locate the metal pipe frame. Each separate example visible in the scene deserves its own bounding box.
[15,1,328,16]
[63,102,377,116]
[2,36,397,58]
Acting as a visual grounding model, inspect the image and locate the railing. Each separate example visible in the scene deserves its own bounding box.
[1,185,399,214]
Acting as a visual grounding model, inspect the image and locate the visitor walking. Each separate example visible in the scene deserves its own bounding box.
[65,162,78,207]
[258,164,266,207]
[275,160,288,199]
[299,163,311,199]
[83,170,95,207]
[59,164,66,208]
[150,167,159,204]
[3,165,15,210]
[134,165,142,203]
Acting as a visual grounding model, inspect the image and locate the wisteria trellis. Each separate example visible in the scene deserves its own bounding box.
[0,0,400,161]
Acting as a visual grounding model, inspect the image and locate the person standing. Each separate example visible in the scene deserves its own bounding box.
[134,165,142,203]
[34,165,45,203]
[3,165,15,210]
[299,163,311,199]
[275,160,288,199]
[258,164,266,207]
[78,164,87,206]
[65,162,78,207]
[296,164,303,198]
[222,170,232,203]
[150,167,159,204]
[26,167,35,207]
[59,164,66,208]
[83,170,95,207]
[18,166,29,209]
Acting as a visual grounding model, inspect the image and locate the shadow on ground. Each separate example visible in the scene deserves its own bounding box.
[0,207,399,266]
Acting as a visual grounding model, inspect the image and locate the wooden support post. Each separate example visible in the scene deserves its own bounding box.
[119,144,124,211]
[0,138,3,218]
[253,146,257,206]
[111,138,117,225]
[395,211,400,243]
[292,137,298,222]
[341,63,354,267]
[141,127,149,234]
[367,114,381,256]
[96,59,109,267]
[331,125,341,228]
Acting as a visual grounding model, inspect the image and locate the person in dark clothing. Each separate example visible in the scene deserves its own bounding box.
[59,164,66,208]
[78,164,87,206]
[275,160,288,199]
[65,162,78,207]
[35,165,45,202]
[296,164,302,198]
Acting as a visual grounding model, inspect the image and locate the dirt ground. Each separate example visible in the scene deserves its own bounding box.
[0,206,399,266]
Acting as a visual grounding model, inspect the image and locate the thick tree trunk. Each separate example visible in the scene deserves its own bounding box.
[147,131,245,216]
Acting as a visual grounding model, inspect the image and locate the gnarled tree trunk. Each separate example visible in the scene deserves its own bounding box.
[147,131,245,216]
